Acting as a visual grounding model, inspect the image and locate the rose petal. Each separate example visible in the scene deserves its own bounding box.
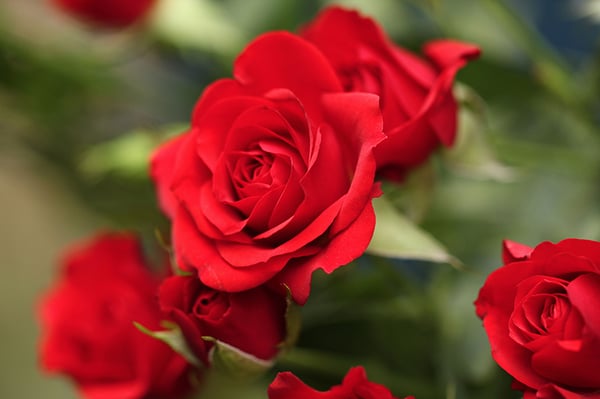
[423,40,481,71]
[532,338,600,388]
[80,380,148,399]
[216,199,344,266]
[319,92,384,233]
[568,273,600,338]
[209,288,286,360]
[555,239,600,269]
[173,207,288,291]
[503,240,535,263]
[192,78,245,125]
[272,198,376,305]
[375,117,438,176]
[268,372,331,399]
[195,96,273,171]
[536,384,600,399]
[199,182,247,236]
[234,32,343,118]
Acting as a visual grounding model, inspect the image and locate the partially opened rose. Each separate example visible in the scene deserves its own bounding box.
[50,0,156,28]
[302,6,480,180]
[268,366,413,399]
[151,32,385,304]
[159,275,287,364]
[475,239,600,398]
[38,233,193,399]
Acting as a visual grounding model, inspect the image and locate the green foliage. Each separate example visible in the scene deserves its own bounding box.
[368,194,460,266]
[202,337,276,380]
[134,321,202,367]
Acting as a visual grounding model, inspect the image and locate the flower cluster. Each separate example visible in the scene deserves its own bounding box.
[53,4,600,399]
[40,2,600,399]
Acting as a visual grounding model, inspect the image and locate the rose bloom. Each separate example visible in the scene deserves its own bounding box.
[159,275,287,363]
[475,239,600,398]
[301,6,480,180]
[38,233,193,399]
[50,0,156,28]
[151,32,385,304]
[268,366,414,399]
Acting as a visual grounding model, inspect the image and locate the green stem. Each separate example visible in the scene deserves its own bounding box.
[278,347,356,377]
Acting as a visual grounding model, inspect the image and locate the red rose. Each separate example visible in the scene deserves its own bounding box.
[158,275,286,363]
[475,239,600,398]
[38,233,192,399]
[301,6,480,180]
[50,0,156,28]
[268,366,413,399]
[150,32,385,304]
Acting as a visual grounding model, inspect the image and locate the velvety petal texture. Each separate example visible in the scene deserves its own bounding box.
[159,275,287,362]
[150,32,385,304]
[50,0,156,28]
[475,238,600,398]
[268,366,413,399]
[38,233,192,399]
[301,6,480,180]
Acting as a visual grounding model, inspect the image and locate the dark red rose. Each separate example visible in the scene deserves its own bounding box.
[50,0,156,28]
[301,6,480,180]
[268,366,413,399]
[475,239,600,398]
[38,233,193,399]
[158,275,286,363]
[150,32,385,304]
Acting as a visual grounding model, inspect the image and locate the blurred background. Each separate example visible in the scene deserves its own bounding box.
[1,0,599,398]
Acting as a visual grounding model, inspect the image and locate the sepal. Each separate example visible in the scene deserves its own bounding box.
[202,337,274,380]
[134,321,202,367]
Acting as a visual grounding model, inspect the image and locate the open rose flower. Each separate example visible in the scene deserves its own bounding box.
[301,6,480,180]
[38,233,193,399]
[151,32,385,304]
[159,275,287,364]
[268,366,413,399]
[475,239,600,398]
[50,0,156,28]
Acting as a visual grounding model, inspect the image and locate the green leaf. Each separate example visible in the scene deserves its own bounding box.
[134,321,202,367]
[367,195,460,266]
[202,337,274,380]
[79,123,187,179]
[442,84,514,182]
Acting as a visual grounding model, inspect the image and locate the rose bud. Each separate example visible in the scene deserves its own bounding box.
[301,6,480,180]
[38,233,193,399]
[268,366,414,399]
[475,238,600,398]
[158,275,288,373]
